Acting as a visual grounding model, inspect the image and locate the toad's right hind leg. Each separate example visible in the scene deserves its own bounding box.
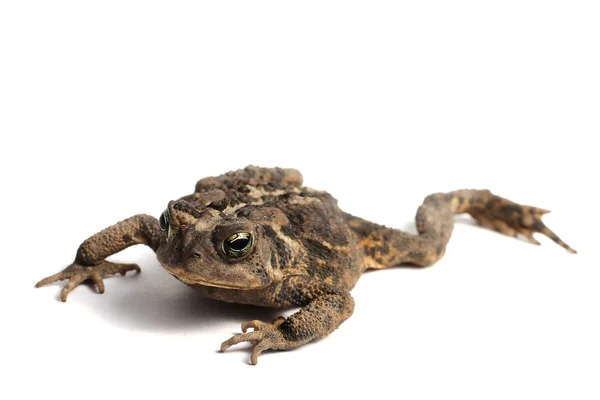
[346,189,576,270]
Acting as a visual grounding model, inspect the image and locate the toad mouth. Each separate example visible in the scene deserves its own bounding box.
[162,266,264,290]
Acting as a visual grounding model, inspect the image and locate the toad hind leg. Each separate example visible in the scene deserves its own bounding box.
[221,277,354,365]
[35,214,164,301]
[348,189,576,269]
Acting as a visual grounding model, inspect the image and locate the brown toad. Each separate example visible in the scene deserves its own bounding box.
[36,166,576,364]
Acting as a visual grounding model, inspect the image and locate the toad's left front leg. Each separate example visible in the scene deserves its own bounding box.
[221,279,355,365]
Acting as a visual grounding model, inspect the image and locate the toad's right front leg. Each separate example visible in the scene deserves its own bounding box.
[35,214,164,301]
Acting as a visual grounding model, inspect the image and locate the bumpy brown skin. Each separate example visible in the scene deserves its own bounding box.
[36,166,576,364]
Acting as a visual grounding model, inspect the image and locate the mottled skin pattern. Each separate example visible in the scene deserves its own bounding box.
[36,166,576,364]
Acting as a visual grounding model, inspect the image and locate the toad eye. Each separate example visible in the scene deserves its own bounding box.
[159,209,170,236]
[223,232,254,258]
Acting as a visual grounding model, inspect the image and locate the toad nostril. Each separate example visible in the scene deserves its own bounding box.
[193,251,201,258]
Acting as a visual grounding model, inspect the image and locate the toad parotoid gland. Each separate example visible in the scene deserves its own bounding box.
[37,166,576,365]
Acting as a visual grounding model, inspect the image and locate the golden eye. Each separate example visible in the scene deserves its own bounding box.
[223,232,253,257]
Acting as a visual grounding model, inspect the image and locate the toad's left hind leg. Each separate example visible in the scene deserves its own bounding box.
[347,189,576,269]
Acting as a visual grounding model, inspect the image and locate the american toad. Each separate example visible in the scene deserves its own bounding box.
[36,166,576,364]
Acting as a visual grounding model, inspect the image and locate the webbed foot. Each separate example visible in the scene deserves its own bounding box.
[469,196,576,253]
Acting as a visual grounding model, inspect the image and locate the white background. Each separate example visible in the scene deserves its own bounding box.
[1,1,598,399]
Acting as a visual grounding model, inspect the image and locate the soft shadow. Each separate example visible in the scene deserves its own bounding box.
[47,217,500,335]
[82,255,284,333]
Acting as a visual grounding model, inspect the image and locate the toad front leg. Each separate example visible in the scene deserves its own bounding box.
[221,277,355,365]
[36,214,164,301]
